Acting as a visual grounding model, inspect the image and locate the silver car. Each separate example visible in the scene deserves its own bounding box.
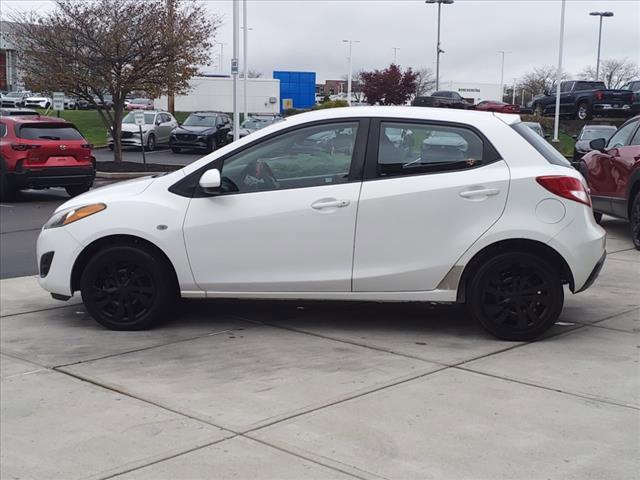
[108,110,178,151]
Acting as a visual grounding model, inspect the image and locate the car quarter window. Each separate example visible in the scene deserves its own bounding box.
[219,121,360,194]
[607,121,639,148]
[375,122,487,177]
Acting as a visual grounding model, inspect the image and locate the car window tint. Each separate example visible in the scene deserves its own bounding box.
[512,122,571,167]
[0,123,6,136]
[607,121,638,148]
[220,122,359,194]
[376,122,485,177]
[18,124,84,140]
[629,125,640,146]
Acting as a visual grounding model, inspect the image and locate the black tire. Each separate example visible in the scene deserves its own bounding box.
[65,184,91,197]
[0,172,17,201]
[206,137,215,153]
[108,144,114,151]
[171,146,181,154]
[80,245,176,330]
[145,134,156,152]
[534,103,544,117]
[467,252,564,341]
[630,193,640,250]
[576,102,591,121]
[593,211,603,224]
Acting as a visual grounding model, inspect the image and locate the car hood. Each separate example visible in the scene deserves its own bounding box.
[121,123,153,132]
[54,176,156,213]
[174,126,215,134]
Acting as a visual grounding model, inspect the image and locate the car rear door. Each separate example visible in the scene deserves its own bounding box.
[352,119,509,292]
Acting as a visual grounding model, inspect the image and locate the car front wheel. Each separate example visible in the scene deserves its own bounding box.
[80,245,176,330]
[65,184,91,197]
[467,252,564,341]
[577,102,591,121]
[145,133,156,152]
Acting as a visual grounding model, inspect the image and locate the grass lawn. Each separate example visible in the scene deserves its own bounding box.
[36,108,108,146]
[557,131,575,157]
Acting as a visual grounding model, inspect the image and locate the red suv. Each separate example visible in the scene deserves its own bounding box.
[0,116,95,200]
[579,115,640,249]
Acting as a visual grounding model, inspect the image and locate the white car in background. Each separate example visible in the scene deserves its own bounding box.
[107,110,178,151]
[24,94,53,109]
[37,106,606,340]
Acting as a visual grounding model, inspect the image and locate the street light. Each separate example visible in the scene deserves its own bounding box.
[552,0,566,143]
[232,0,239,141]
[242,0,253,122]
[497,50,511,102]
[589,11,614,81]
[215,42,228,72]
[425,0,454,91]
[342,39,360,106]
[392,47,400,64]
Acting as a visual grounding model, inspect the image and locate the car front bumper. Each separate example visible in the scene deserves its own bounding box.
[170,136,210,149]
[37,226,85,297]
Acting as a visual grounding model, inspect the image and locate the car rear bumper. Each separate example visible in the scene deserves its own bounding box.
[593,104,632,115]
[575,251,606,293]
[8,166,95,189]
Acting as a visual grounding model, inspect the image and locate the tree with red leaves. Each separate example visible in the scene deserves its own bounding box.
[359,64,418,105]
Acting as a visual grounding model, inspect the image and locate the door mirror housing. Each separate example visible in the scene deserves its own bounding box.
[199,168,222,195]
[589,138,607,152]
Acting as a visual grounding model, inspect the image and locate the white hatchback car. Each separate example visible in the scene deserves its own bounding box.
[37,107,606,340]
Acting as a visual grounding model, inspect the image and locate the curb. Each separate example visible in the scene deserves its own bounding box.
[95,171,164,179]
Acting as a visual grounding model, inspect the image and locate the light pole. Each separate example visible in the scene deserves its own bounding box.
[589,11,613,81]
[232,0,239,141]
[512,78,517,104]
[497,50,511,102]
[425,0,454,91]
[242,0,253,122]
[342,39,360,106]
[552,0,566,143]
[392,47,400,64]
[216,42,228,72]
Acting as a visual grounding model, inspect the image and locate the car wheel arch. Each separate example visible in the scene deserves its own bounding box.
[455,238,575,303]
[70,234,179,294]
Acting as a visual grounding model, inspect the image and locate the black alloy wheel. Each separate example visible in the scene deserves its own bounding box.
[631,194,640,250]
[468,252,563,341]
[80,245,175,330]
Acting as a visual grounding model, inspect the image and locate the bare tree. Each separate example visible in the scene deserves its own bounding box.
[517,65,569,96]
[11,0,218,162]
[412,68,436,99]
[579,58,640,89]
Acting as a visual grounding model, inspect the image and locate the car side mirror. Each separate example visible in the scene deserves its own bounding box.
[571,134,578,139]
[589,138,607,152]
[156,119,162,125]
[199,168,221,195]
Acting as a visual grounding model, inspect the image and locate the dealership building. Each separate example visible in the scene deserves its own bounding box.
[0,21,23,92]
[436,81,503,104]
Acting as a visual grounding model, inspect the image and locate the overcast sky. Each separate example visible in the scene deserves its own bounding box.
[3,0,639,84]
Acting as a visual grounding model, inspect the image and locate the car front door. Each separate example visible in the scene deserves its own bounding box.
[182,119,367,292]
[608,120,640,217]
[352,119,509,292]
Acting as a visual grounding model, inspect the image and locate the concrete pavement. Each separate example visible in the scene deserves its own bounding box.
[1,221,638,479]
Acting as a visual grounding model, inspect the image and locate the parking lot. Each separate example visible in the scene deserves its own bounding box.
[1,210,638,479]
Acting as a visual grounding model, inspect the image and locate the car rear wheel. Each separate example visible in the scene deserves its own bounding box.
[577,102,591,121]
[65,184,92,197]
[0,173,17,201]
[80,245,176,330]
[467,252,564,341]
[631,194,640,250]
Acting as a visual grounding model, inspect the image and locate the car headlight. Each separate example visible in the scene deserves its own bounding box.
[44,203,106,229]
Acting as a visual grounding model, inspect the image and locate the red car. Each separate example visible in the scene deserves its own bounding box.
[126,98,154,110]
[474,100,520,114]
[579,115,640,249]
[0,116,95,200]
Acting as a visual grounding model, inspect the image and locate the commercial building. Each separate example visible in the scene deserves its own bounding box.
[273,71,315,110]
[436,81,503,104]
[157,75,280,114]
[0,21,23,91]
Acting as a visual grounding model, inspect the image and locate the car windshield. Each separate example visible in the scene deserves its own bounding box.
[183,115,216,127]
[122,112,155,125]
[6,92,24,98]
[512,122,571,167]
[580,127,616,140]
[18,124,84,140]
[241,118,272,130]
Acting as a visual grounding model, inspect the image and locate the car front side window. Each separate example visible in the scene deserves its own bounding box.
[607,121,639,149]
[219,121,360,194]
[376,122,487,177]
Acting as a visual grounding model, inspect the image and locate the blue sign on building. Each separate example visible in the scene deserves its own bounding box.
[273,71,316,110]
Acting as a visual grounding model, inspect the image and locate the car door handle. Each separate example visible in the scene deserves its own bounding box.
[311,199,350,210]
[459,188,500,198]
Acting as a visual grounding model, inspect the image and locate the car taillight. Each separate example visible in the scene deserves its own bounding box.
[536,176,591,207]
[594,91,604,101]
[11,144,41,151]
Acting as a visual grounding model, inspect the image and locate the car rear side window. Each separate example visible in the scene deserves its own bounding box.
[18,124,84,141]
[376,122,492,177]
[512,122,571,167]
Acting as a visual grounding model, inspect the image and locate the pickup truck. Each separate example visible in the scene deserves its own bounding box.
[412,91,473,109]
[531,80,634,121]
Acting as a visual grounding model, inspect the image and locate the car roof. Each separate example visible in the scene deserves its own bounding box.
[0,115,68,124]
[190,111,223,116]
[581,124,617,129]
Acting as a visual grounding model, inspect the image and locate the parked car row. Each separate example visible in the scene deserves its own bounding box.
[0,114,96,200]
